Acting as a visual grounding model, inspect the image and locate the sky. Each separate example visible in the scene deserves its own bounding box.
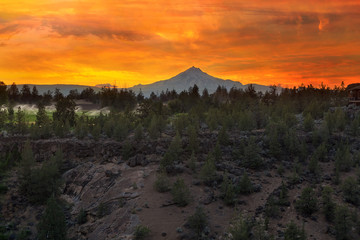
[0,0,360,88]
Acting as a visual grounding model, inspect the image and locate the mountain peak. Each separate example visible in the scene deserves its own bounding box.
[185,66,203,73]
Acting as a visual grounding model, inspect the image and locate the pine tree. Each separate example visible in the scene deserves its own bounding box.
[218,126,229,145]
[153,171,170,193]
[303,113,314,132]
[35,102,49,127]
[187,125,199,153]
[296,187,318,216]
[187,207,208,237]
[322,186,336,222]
[171,178,191,207]
[335,145,353,172]
[53,97,76,127]
[229,213,252,240]
[335,205,352,240]
[37,196,67,240]
[16,107,27,134]
[200,154,217,184]
[188,151,197,173]
[160,132,182,169]
[342,177,360,206]
[19,141,35,194]
[221,173,236,205]
[148,115,160,139]
[0,108,7,130]
[237,173,253,195]
[308,154,320,176]
[284,221,306,240]
[278,181,289,206]
[242,137,263,170]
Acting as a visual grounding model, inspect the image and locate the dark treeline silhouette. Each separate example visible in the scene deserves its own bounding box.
[0,81,347,111]
[0,80,350,141]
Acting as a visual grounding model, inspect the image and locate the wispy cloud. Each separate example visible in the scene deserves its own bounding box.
[43,17,153,41]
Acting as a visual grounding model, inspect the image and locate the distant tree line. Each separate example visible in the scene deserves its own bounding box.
[0,81,347,110]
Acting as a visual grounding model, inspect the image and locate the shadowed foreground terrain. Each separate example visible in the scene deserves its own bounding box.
[0,84,360,240]
[1,113,360,240]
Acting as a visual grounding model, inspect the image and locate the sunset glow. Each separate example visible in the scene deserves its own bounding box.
[1,0,360,87]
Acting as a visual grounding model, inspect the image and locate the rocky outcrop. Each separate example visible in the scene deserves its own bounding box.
[63,161,156,240]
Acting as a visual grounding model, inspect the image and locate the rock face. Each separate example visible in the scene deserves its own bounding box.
[0,137,159,240]
[63,161,156,240]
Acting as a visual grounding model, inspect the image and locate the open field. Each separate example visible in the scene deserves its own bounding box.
[6,100,110,123]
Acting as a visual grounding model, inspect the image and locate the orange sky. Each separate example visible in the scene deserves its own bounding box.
[0,0,360,88]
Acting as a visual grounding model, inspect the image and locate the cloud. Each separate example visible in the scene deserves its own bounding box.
[0,24,21,35]
[318,16,330,31]
[43,17,153,41]
[0,0,360,87]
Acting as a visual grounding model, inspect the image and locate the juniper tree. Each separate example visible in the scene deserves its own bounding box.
[187,207,208,237]
[228,214,252,240]
[284,221,306,240]
[153,171,170,193]
[296,187,318,216]
[171,178,191,207]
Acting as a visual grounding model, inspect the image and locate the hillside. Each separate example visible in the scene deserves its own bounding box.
[1,110,360,240]
[0,84,358,240]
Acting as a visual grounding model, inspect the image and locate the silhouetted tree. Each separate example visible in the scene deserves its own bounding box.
[42,90,53,105]
[53,88,63,102]
[20,84,31,103]
[7,82,19,102]
[296,187,318,216]
[31,86,40,103]
[53,97,76,126]
[0,81,7,105]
